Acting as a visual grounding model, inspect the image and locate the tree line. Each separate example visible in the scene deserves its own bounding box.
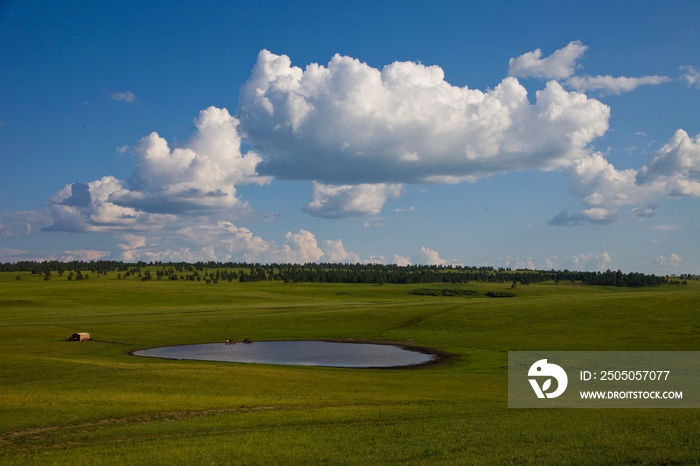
[2,260,682,287]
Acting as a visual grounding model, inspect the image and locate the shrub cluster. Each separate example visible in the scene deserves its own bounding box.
[409,288,477,297]
[485,291,516,298]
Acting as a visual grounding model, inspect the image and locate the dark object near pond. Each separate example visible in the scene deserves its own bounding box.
[132,341,437,368]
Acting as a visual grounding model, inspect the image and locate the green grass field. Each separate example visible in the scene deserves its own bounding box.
[1,271,699,465]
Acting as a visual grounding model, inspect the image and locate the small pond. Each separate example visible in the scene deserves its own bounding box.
[131,340,437,368]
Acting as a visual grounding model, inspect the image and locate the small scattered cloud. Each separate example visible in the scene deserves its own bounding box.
[631,203,659,218]
[508,40,587,80]
[419,247,448,265]
[0,219,30,237]
[544,256,557,269]
[279,229,324,263]
[565,75,671,96]
[116,233,147,261]
[362,217,385,228]
[510,42,670,96]
[61,249,110,262]
[394,206,415,213]
[0,248,52,263]
[639,253,682,268]
[108,222,373,265]
[418,247,461,266]
[480,255,553,270]
[680,65,700,89]
[515,258,536,270]
[304,183,402,218]
[561,252,612,271]
[548,208,619,226]
[623,145,637,154]
[254,213,281,222]
[393,254,412,266]
[116,145,130,154]
[0,247,107,263]
[110,90,136,103]
[653,224,680,231]
[321,239,361,263]
[365,255,386,264]
[0,210,52,236]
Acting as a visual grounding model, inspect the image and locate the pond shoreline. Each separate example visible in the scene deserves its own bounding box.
[127,339,456,369]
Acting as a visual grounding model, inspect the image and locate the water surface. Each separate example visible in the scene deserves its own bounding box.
[132,340,436,368]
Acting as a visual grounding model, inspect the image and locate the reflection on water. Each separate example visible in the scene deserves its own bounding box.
[132,340,436,368]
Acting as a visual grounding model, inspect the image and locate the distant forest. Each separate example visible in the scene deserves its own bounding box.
[3,260,694,287]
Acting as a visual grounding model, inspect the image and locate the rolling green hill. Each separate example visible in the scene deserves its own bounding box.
[1,272,698,465]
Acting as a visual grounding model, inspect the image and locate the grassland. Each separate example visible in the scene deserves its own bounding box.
[0,271,699,465]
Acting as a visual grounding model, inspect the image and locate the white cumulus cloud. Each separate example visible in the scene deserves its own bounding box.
[30,44,700,262]
[44,107,268,232]
[112,106,267,214]
[45,176,173,232]
[550,129,700,225]
[239,49,610,193]
[636,129,700,191]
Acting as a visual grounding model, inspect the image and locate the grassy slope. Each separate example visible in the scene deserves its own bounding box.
[0,271,699,465]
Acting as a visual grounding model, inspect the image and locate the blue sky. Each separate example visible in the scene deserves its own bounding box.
[1,0,698,273]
